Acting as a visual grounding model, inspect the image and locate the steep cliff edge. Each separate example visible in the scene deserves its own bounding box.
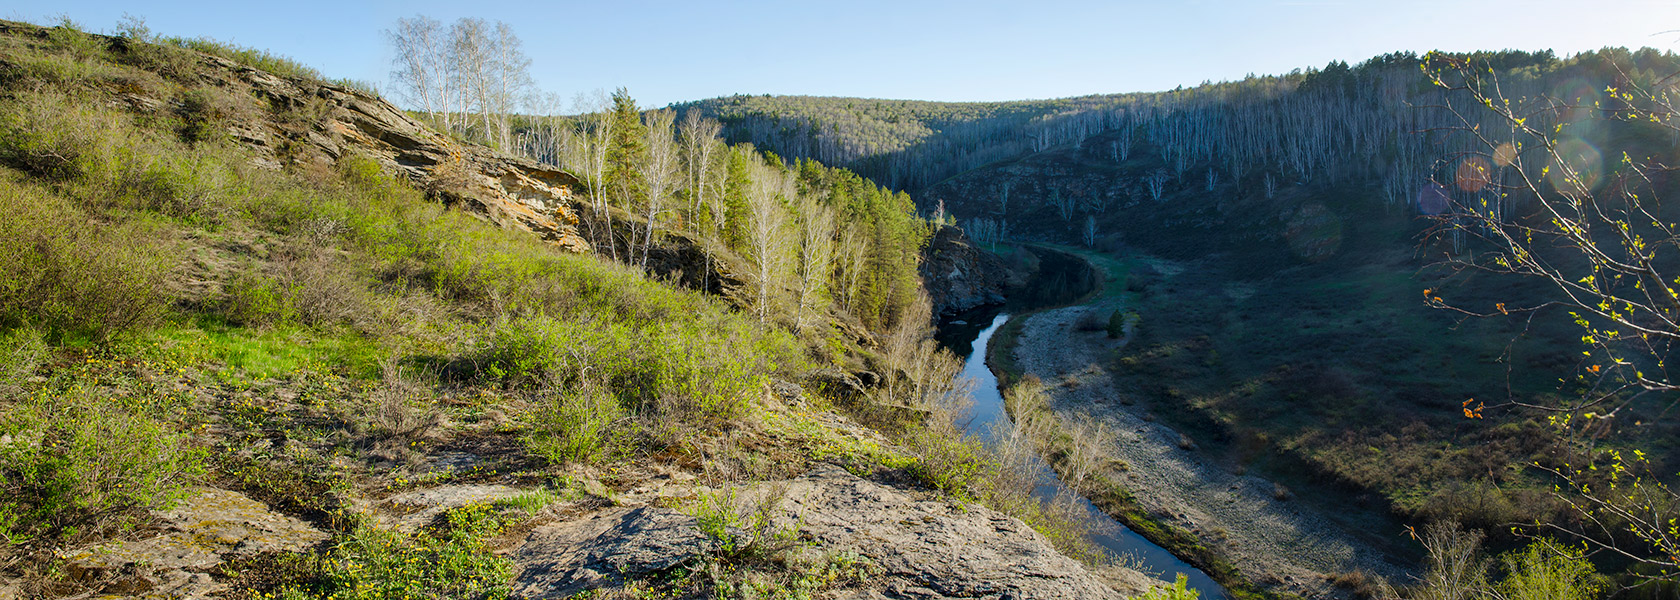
[920,225,1014,315]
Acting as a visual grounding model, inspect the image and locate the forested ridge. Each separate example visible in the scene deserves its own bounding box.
[675,48,1679,202]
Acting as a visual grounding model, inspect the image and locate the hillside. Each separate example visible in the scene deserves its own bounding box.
[0,19,1158,600]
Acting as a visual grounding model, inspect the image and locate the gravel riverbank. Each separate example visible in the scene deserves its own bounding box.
[1010,302,1411,598]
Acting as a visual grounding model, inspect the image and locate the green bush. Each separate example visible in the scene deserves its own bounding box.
[690,486,800,564]
[1497,541,1602,600]
[0,179,173,337]
[0,385,204,543]
[1106,309,1125,339]
[1139,574,1200,600]
[0,328,45,398]
[480,313,788,423]
[273,504,513,600]
[904,422,989,498]
[0,90,122,180]
[522,384,624,464]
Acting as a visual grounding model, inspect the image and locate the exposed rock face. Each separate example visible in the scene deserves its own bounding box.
[114,40,592,252]
[920,226,1012,315]
[56,487,327,599]
[512,464,1136,600]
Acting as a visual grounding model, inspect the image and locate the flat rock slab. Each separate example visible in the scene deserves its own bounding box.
[58,487,327,599]
[782,465,1121,600]
[512,506,708,598]
[379,484,520,532]
[513,465,1126,600]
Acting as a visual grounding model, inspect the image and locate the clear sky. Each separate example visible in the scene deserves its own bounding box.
[7,1,1680,109]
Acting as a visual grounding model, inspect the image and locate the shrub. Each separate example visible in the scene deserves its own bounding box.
[479,314,783,424]
[1106,309,1126,338]
[1139,574,1200,600]
[222,269,298,328]
[0,90,235,222]
[0,328,46,399]
[1497,541,1602,600]
[0,90,120,180]
[274,506,513,600]
[0,385,204,544]
[0,179,173,337]
[522,383,624,464]
[904,422,989,498]
[160,37,323,81]
[690,486,800,564]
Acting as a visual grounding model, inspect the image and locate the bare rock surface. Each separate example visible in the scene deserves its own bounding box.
[512,506,710,598]
[513,464,1135,600]
[216,63,592,252]
[56,487,327,599]
[920,225,1013,315]
[378,483,521,533]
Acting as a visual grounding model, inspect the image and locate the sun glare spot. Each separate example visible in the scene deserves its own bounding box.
[1417,182,1450,215]
[1456,156,1492,192]
[1548,138,1602,194]
[1492,142,1517,167]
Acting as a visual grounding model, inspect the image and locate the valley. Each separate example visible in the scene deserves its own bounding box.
[1,9,1678,600]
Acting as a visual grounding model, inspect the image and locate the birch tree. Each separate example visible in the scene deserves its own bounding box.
[745,162,794,322]
[385,16,451,132]
[638,109,680,268]
[680,111,723,231]
[793,196,836,332]
[487,21,533,148]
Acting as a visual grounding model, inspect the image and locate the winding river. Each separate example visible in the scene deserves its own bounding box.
[936,250,1227,600]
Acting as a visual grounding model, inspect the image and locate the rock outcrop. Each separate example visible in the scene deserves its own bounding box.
[55,488,328,599]
[513,464,1146,599]
[920,226,1012,315]
[217,59,590,252]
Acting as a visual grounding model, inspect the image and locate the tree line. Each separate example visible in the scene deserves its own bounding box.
[381,19,930,336]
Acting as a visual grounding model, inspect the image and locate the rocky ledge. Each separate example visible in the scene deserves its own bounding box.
[514,464,1154,599]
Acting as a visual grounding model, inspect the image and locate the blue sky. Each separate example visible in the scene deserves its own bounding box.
[7,1,1679,109]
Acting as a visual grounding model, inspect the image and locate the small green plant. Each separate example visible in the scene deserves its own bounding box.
[690,486,800,564]
[222,269,298,328]
[160,37,324,81]
[271,505,513,599]
[522,383,624,464]
[904,422,988,498]
[1139,574,1200,600]
[1106,309,1125,339]
[1496,540,1602,600]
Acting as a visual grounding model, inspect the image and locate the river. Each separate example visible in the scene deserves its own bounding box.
[936,249,1227,599]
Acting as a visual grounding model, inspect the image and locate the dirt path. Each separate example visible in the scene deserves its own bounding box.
[1012,302,1410,597]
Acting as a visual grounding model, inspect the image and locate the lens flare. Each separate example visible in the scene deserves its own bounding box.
[1547,138,1602,195]
[1492,142,1517,167]
[1554,78,1601,124]
[1456,156,1492,192]
[1417,182,1450,215]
